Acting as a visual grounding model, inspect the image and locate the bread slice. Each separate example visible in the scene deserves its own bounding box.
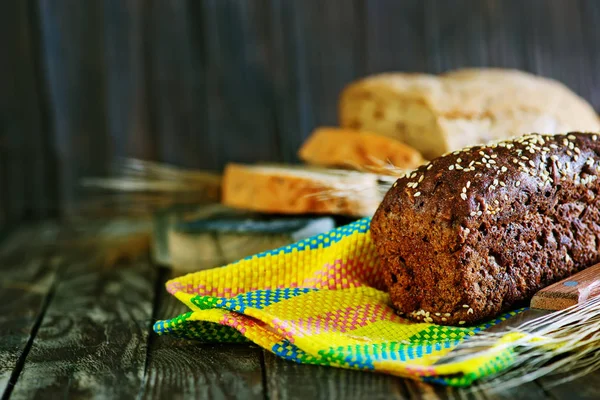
[221,163,387,217]
[298,127,425,171]
[339,68,600,159]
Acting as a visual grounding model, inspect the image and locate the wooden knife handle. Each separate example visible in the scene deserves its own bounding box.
[531,263,600,311]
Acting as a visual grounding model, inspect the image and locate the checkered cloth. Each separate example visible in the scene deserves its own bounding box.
[153,217,522,386]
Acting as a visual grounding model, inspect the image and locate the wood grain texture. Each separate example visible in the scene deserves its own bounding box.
[0,0,54,222]
[140,268,264,399]
[202,0,280,167]
[404,379,549,400]
[263,351,408,400]
[0,224,59,396]
[8,240,156,399]
[365,0,427,74]
[37,0,110,216]
[146,0,219,170]
[103,0,157,161]
[538,370,600,400]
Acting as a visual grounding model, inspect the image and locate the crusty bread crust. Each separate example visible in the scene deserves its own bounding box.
[340,68,600,159]
[222,163,382,217]
[298,127,425,171]
[371,131,600,325]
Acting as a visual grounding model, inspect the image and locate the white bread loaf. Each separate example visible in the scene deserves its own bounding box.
[339,68,600,159]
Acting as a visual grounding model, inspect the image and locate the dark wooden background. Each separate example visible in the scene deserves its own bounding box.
[2,0,600,226]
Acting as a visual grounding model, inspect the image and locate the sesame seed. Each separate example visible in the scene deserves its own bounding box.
[462,187,467,193]
[501,166,508,172]
[469,161,475,167]
[414,192,421,197]
[512,158,518,163]
[470,211,477,217]
[427,164,433,170]
[461,193,467,201]
[567,150,573,157]
[529,148,535,154]
[574,154,579,161]
[551,155,559,161]
[449,165,454,170]
[489,159,496,164]
[515,181,521,187]
[410,172,417,178]
[594,135,598,141]
[467,308,474,314]
[568,134,576,140]
[550,144,558,149]
[477,211,483,216]
[457,158,462,163]
[575,147,581,154]
[528,160,535,167]
[463,304,469,308]
[441,317,447,322]
[444,313,451,317]
[392,182,397,187]
[493,179,498,185]
[419,175,424,182]
[456,164,463,170]
[563,139,569,146]
[491,154,498,159]
[500,181,506,187]
[466,181,471,188]
[435,313,441,316]
[494,199,499,205]
[459,321,466,325]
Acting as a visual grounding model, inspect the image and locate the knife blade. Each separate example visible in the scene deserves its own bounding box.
[435,262,600,365]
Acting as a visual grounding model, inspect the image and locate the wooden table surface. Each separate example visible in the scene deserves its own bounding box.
[0,221,598,400]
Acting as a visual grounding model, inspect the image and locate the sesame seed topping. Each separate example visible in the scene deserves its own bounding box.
[449,165,454,170]
[457,158,462,163]
[528,160,535,167]
[512,158,518,163]
[594,135,598,141]
[462,304,470,308]
[392,182,397,188]
[410,172,417,178]
[550,144,558,149]
[466,181,471,188]
[456,164,463,170]
[575,147,581,154]
[435,313,441,316]
[551,155,559,161]
[488,159,496,164]
[460,193,467,201]
[444,313,451,317]
[441,317,447,322]
[459,321,466,325]
[568,134,576,140]
[414,192,421,197]
[501,166,508,172]
[500,181,506,187]
[493,179,498,185]
[467,308,474,314]
[419,175,424,182]
[515,181,521,187]
[477,211,483,216]
[427,164,433,170]
[462,187,467,193]
[470,211,477,217]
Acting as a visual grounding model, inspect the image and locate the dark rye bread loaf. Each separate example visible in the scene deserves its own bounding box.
[371,132,600,325]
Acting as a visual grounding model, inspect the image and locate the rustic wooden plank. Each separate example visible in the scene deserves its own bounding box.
[365,0,427,74]
[103,0,157,161]
[269,0,365,162]
[263,351,408,400]
[8,229,156,399]
[538,370,600,400]
[404,378,550,400]
[140,268,264,399]
[202,0,281,167]
[37,0,110,216]
[518,0,596,108]
[0,224,59,396]
[0,0,55,221]
[424,0,492,72]
[146,0,219,170]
